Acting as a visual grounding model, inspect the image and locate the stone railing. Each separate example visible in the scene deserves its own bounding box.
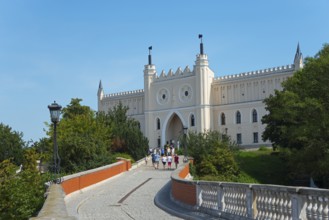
[171,163,329,220]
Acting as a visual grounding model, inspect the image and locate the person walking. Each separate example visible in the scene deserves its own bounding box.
[144,155,148,165]
[161,155,167,170]
[167,154,172,169]
[154,153,160,169]
[174,154,179,169]
[151,153,155,168]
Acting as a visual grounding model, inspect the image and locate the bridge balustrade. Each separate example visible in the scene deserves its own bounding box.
[171,163,329,220]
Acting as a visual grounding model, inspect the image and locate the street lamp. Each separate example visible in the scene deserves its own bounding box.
[48,101,62,183]
[183,126,188,163]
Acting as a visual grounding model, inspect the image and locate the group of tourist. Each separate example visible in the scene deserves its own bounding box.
[150,146,179,170]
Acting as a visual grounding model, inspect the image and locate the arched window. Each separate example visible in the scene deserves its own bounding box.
[221,113,226,125]
[190,114,195,127]
[156,118,160,130]
[236,111,241,124]
[252,109,258,123]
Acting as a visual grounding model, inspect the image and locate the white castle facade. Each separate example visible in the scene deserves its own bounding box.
[97,38,304,149]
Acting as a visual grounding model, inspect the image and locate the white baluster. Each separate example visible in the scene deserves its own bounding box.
[260,189,266,219]
[264,190,270,219]
[283,193,289,219]
[278,192,285,220]
[307,195,313,219]
[287,196,292,219]
[312,196,318,219]
[318,196,324,220]
[272,192,278,220]
[323,197,329,220]
[257,189,263,219]
[238,188,243,215]
[268,191,273,220]
[233,187,237,214]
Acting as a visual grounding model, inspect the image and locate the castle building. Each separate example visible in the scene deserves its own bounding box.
[97,37,303,149]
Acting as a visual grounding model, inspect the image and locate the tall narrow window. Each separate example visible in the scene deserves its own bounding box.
[252,109,258,123]
[236,111,241,124]
[157,136,161,148]
[157,118,160,130]
[237,133,242,144]
[190,114,195,127]
[221,113,226,125]
[253,132,259,143]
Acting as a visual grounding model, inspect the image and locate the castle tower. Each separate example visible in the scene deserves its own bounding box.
[294,43,304,71]
[144,46,156,145]
[194,35,214,131]
[97,80,104,111]
[144,46,156,111]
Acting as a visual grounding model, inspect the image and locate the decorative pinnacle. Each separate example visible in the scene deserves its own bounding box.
[198,34,204,55]
[148,46,152,65]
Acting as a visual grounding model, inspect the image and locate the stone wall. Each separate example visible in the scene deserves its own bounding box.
[31,158,132,219]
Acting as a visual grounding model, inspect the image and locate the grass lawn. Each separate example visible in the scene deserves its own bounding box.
[235,148,290,185]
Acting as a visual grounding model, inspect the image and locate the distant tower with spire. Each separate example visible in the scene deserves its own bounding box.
[294,43,304,71]
[194,34,214,131]
[97,80,104,110]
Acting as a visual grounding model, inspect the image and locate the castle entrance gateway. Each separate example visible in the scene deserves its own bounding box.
[161,112,186,149]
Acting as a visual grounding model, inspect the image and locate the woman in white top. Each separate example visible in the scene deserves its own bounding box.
[167,155,172,169]
[161,155,167,169]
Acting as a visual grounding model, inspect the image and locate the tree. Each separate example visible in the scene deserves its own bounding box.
[105,102,148,160]
[186,130,239,181]
[0,123,25,165]
[262,44,329,184]
[48,98,113,173]
[0,152,46,219]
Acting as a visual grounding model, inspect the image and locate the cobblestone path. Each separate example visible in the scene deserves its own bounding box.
[65,161,182,220]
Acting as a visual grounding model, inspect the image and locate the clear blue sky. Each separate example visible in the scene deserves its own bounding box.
[0,0,328,142]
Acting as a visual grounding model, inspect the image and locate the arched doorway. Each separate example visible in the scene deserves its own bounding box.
[164,113,184,148]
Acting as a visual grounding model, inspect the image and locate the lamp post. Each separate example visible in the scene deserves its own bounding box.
[183,126,188,163]
[48,101,62,183]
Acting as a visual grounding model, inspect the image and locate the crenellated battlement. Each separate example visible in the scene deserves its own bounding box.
[154,65,194,82]
[214,64,295,82]
[103,89,144,99]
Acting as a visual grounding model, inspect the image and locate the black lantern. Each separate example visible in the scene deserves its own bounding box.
[183,126,188,163]
[48,101,62,183]
[48,101,62,123]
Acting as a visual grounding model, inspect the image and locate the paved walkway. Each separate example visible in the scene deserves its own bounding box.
[65,160,183,220]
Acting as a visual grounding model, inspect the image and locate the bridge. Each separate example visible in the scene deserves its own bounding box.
[32,157,329,220]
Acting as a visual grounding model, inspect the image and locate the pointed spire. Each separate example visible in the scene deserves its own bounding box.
[98,80,103,90]
[294,42,302,61]
[97,80,104,98]
[198,34,204,55]
[148,46,152,65]
[294,42,303,70]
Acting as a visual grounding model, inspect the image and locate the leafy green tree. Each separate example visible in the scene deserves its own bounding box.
[105,102,148,160]
[0,152,46,219]
[48,98,113,173]
[62,98,93,119]
[263,44,329,149]
[186,130,239,181]
[262,44,329,185]
[0,123,25,165]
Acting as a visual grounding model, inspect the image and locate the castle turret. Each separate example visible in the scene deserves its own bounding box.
[97,80,104,111]
[144,46,156,110]
[294,43,304,71]
[194,35,214,131]
[144,46,156,146]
